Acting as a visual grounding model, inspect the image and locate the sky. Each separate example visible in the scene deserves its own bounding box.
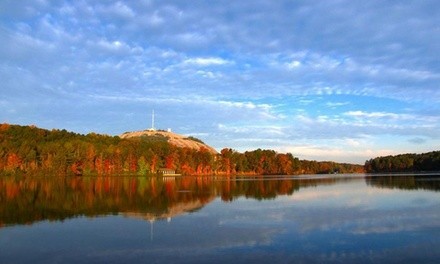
[1,0,439,164]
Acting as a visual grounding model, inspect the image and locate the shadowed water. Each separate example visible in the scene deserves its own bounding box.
[0,174,439,263]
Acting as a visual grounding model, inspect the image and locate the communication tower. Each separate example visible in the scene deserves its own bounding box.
[148,110,156,131]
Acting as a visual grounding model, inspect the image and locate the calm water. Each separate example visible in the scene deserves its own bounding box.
[0,174,439,263]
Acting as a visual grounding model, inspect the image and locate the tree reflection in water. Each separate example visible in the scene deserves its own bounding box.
[0,174,438,227]
[366,174,440,191]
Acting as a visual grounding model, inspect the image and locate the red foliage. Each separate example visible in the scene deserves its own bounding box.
[165,154,174,169]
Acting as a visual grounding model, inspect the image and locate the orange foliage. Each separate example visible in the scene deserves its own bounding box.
[0,123,10,131]
[6,153,21,171]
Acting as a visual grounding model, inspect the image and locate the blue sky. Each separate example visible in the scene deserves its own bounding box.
[1,0,439,164]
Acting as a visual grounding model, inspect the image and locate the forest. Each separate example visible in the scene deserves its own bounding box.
[0,123,364,176]
[364,151,440,173]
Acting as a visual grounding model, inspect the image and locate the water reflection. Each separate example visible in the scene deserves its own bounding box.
[0,174,439,263]
[366,174,440,191]
[1,175,438,227]
[0,176,214,226]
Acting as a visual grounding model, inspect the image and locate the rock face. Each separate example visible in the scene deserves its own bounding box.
[119,130,218,154]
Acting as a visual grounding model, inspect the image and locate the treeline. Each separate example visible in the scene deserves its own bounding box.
[365,151,440,173]
[0,124,363,176]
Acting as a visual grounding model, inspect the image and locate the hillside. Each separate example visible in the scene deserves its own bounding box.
[119,130,217,154]
[0,123,364,176]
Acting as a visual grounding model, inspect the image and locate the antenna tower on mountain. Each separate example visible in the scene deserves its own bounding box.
[152,110,155,130]
[148,110,155,131]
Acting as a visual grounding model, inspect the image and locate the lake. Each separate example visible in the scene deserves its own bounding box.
[0,174,439,263]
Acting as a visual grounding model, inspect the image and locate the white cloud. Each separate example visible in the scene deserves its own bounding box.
[326,101,349,108]
[344,58,440,82]
[96,39,127,52]
[184,57,232,66]
[196,70,220,79]
[344,111,408,119]
[279,145,349,160]
[344,138,361,147]
[216,100,270,110]
[277,144,401,164]
[217,124,286,137]
[89,94,274,118]
[286,60,301,69]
